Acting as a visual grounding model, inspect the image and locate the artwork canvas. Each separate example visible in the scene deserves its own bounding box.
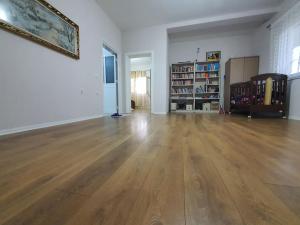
[206,51,221,62]
[0,0,80,59]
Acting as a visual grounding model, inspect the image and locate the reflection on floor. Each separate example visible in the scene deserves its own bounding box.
[0,113,300,225]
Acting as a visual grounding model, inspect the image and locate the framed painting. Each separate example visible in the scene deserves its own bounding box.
[0,0,80,59]
[206,51,221,62]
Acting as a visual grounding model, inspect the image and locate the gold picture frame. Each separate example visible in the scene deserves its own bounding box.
[206,51,221,62]
[0,0,80,59]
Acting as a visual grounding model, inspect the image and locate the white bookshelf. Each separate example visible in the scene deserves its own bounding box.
[170,61,221,113]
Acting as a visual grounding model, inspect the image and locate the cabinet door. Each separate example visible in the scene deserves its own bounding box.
[244,57,259,81]
[224,60,231,112]
[230,58,244,84]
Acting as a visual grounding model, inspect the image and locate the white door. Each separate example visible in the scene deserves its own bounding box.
[104,55,117,114]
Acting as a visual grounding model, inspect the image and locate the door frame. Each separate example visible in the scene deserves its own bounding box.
[102,43,119,114]
[125,51,154,114]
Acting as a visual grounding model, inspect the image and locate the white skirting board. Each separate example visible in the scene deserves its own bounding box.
[0,115,104,137]
[288,115,300,121]
[152,112,168,115]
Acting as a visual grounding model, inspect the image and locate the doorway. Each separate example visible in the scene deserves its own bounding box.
[129,55,152,113]
[103,45,118,115]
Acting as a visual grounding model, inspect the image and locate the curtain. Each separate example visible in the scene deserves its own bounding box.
[271,2,300,75]
[131,71,150,109]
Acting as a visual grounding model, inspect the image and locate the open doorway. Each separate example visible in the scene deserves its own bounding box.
[103,44,118,115]
[129,55,152,113]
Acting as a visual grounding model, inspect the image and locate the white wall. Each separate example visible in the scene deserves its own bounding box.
[0,0,123,134]
[103,48,114,57]
[169,30,255,105]
[123,25,168,114]
[252,24,271,74]
[289,79,300,120]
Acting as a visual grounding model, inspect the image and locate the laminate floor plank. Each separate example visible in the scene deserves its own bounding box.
[0,134,133,223]
[0,120,121,174]
[214,123,300,187]
[124,117,185,225]
[0,126,131,200]
[267,184,300,216]
[64,125,168,225]
[183,122,244,225]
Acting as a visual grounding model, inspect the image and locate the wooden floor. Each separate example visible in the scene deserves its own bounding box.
[1,113,300,225]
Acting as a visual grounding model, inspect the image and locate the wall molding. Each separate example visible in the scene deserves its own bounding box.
[0,115,104,137]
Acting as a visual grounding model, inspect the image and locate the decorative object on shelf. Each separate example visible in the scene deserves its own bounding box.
[203,103,211,112]
[211,101,219,111]
[206,51,221,62]
[186,105,193,111]
[195,82,206,94]
[171,103,177,111]
[0,0,80,59]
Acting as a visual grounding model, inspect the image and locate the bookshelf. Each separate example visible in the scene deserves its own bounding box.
[170,61,221,113]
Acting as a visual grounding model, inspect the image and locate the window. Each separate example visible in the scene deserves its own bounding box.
[131,78,136,94]
[271,1,300,75]
[131,72,147,95]
[291,46,300,74]
[136,77,146,94]
[104,56,115,84]
[0,8,8,21]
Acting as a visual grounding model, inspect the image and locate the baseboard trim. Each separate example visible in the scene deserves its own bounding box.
[288,115,300,120]
[0,115,104,137]
[152,112,168,115]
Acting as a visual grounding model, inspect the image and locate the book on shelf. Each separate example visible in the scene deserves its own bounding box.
[196,94,220,99]
[195,73,219,79]
[171,87,193,94]
[172,80,193,86]
[196,62,220,72]
[207,80,219,85]
[196,73,209,79]
[172,64,194,73]
[195,90,220,99]
[172,73,194,79]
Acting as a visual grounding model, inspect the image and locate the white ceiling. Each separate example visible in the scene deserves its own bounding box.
[169,21,263,43]
[97,0,284,31]
[168,12,275,41]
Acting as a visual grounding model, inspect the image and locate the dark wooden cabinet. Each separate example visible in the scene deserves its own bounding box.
[224,56,259,112]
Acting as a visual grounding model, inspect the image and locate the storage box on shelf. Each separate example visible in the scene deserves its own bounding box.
[186,104,193,111]
[170,61,221,113]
